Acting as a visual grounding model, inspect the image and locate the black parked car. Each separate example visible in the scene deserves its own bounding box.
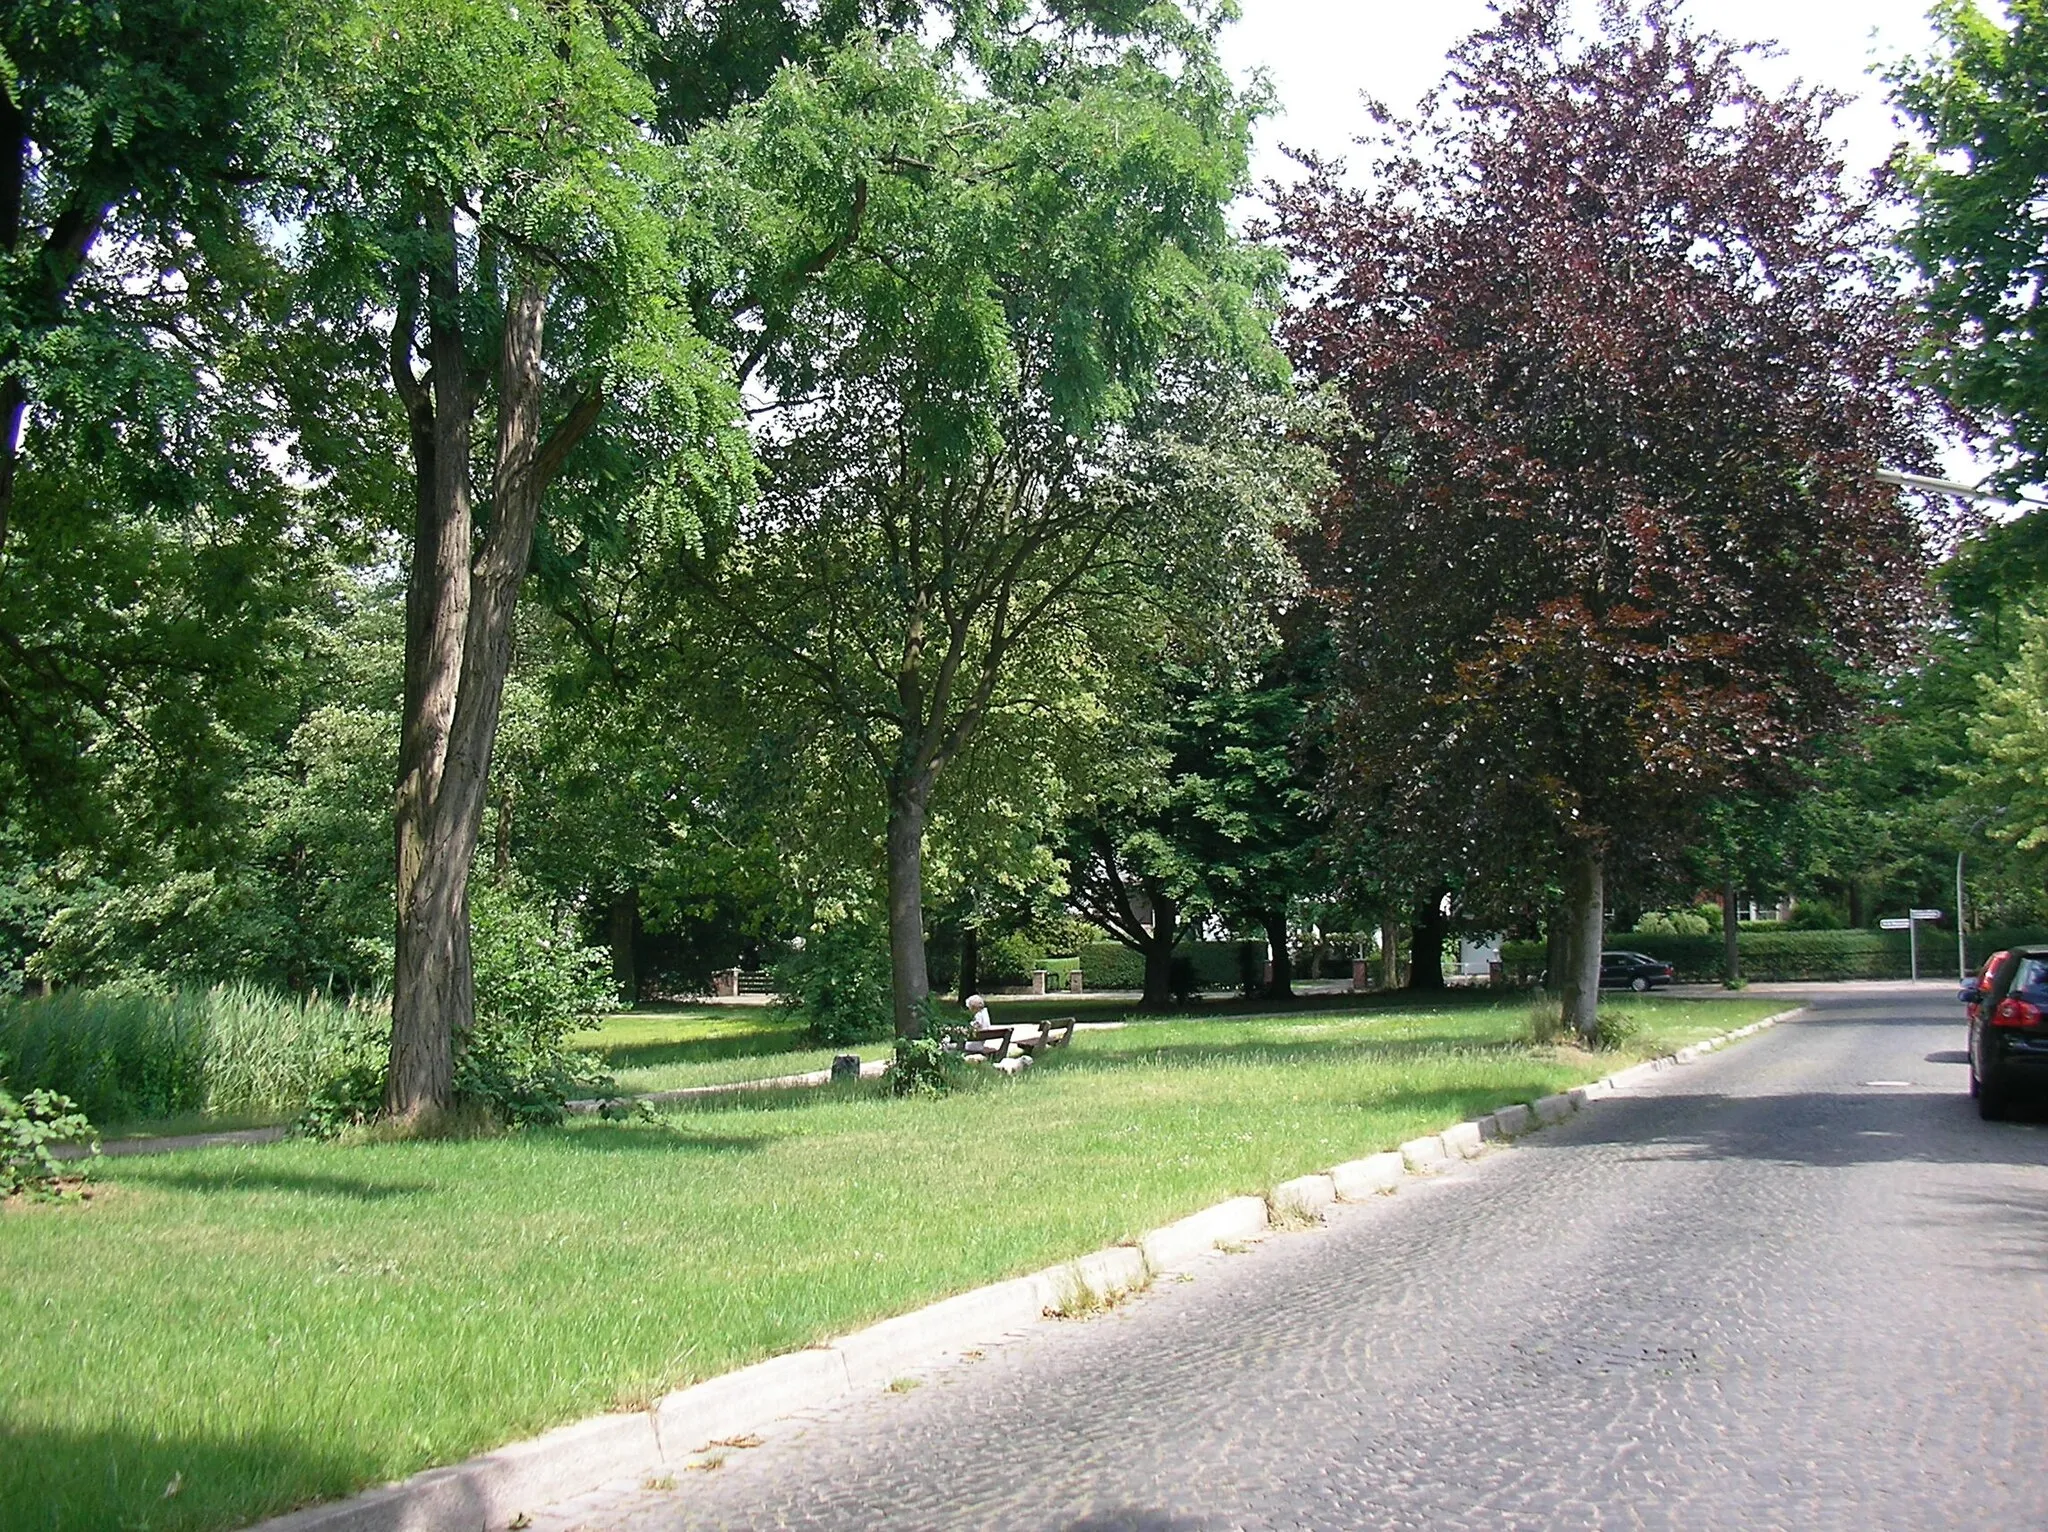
[1968,945,2048,1120]
[1600,951,1676,992]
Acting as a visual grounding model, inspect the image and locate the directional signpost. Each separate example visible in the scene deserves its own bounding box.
[1883,911,1945,980]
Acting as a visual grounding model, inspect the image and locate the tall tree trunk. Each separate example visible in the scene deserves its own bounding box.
[886,773,933,1038]
[609,888,639,1006]
[1407,888,1448,991]
[1262,908,1294,1000]
[1846,879,1864,930]
[387,264,602,1120]
[388,213,473,1120]
[957,925,979,1001]
[1140,888,1180,1011]
[1379,915,1401,989]
[1721,878,1741,988]
[1559,839,1605,1042]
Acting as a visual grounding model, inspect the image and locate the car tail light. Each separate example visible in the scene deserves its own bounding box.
[1993,997,2042,1029]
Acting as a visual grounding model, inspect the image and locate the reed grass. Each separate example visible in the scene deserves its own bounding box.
[0,983,385,1125]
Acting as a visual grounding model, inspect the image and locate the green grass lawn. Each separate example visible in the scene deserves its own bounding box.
[2,993,1780,1532]
[569,1005,865,1095]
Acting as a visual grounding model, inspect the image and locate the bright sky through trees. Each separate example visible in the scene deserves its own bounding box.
[1223,0,1942,188]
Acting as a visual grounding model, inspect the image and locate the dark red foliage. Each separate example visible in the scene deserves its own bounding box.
[1271,0,1944,885]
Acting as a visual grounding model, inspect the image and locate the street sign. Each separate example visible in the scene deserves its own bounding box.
[1910,908,1943,920]
[1880,918,1911,930]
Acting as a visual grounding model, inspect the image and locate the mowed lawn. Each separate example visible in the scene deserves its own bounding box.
[574,995,1141,1095]
[2,994,1779,1532]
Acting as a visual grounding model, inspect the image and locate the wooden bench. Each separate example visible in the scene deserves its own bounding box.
[958,1015,1079,1064]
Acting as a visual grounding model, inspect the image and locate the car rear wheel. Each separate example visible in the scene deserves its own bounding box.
[1978,1046,2011,1120]
[1630,976,1649,992]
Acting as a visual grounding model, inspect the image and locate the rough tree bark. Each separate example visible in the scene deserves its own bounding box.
[885,773,934,1038]
[1262,908,1294,1000]
[1379,915,1401,989]
[384,250,603,1120]
[1407,888,1448,992]
[1559,839,1606,1042]
[1721,878,1742,989]
[1138,888,1181,1010]
[609,888,639,1006]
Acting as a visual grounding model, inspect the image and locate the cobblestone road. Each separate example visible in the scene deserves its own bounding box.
[533,988,2048,1531]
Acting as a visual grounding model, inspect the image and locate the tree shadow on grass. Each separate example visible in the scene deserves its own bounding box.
[132,1167,435,1201]
[596,1026,814,1073]
[0,1419,404,1532]
[552,1121,774,1155]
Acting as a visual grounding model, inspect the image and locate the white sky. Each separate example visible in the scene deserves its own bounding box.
[1219,0,1942,189]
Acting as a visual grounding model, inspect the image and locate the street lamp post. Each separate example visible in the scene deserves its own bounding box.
[1957,852,1968,983]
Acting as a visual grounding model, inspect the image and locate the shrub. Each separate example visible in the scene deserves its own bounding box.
[0,1074,97,1199]
[976,931,1039,990]
[1634,908,1714,937]
[1078,941,1145,990]
[459,879,617,1126]
[772,920,894,1047]
[1075,940,1267,995]
[888,1001,972,1096]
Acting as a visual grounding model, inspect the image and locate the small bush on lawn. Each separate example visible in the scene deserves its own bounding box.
[1,1055,97,1199]
[773,920,894,1048]
[889,1001,973,1095]
[456,879,616,1126]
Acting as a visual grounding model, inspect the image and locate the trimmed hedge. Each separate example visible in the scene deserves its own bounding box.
[1502,926,2048,984]
[1077,940,1267,993]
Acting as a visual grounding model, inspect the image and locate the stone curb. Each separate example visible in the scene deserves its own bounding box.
[246,1004,1802,1532]
[565,1059,888,1115]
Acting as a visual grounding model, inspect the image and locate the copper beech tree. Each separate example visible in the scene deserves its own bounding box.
[1274,0,1942,1040]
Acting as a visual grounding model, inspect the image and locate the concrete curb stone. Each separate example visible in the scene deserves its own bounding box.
[1139,1195,1270,1273]
[1440,1121,1485,1160]
[1488,1103,1535,1138]
[247,1004,1806,1532]
[1399,1134,1449,1171]
[1271,1173,1339,1221]
[1329,1152,1405,1201]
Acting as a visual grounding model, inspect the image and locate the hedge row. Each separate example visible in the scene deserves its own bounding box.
[1076,940,1269,992]
[1501,927,2048,984]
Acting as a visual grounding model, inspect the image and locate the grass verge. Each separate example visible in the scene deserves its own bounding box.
[2,993,1778,1532]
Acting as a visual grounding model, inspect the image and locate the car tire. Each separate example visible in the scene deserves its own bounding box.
[1979,1043,2010,1120]
[1631,976,1649,992]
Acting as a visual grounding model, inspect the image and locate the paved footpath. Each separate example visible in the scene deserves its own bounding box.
[532,987,2048,1531]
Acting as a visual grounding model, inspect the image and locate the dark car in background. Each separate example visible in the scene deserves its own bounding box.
[1968,946,2048,1120]
[1600,951,1676,992]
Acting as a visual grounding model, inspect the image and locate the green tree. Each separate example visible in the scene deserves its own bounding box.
[286,0,751,1116]
[666,25,1298,1038]
[1894,0,2048,493]
[0,0,345,847]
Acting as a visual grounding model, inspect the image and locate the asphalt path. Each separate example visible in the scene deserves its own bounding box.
[533,985,2048,1531]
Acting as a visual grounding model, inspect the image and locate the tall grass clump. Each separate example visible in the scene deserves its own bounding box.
[0,983,385,1124]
